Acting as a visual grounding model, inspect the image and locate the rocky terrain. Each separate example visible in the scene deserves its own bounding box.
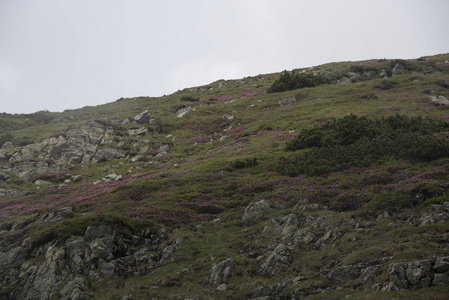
[1,54,449,299]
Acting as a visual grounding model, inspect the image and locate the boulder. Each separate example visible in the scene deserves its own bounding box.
[176,106,192,118]
[92,148,125,163]
[278,97,296,107]
[210,258,236,286]
[84,226,114,242]
[429,96,449,106]
[257,244,293,276]
[242,200,270,225]
[128,127,147,136]
[134,110,150,124]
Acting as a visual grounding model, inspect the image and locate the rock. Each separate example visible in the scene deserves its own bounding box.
[223,115,234,120]
[0,172,10,181]
[433,256,449,273]
[429,96,449,106]
[278,97,296,107]
[84,226,114,242]
[134,110,150,124]
[70,175,82,183]
[131,155,144,162]
[102,173,123,182]
[99,259,116,278]
[252,277,300,299]
[210,258,236,286]
[257,244,293,276]
[242,200,270,225]
[34,179,51,185]
[159,144,170,152]
[60,276,89,300]
[128,127,147,136]
[159,237,183,263]
[2,141,14,150]
[107,116,129,125]
[392,63,405,76]
[216,283,227,291]
[176,106,192,118]
[380,69,388,78]
[387,260,433,290]
[92,148,125,163]
[14,179,25,185]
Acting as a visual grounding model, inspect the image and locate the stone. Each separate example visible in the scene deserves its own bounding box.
[242,200,270,225]
[223,115,234,120]
[2,141,14,150]
[128,127,147,136]
[210,258,236,286]
[176,106,192,118]
[257,244,293,276]
[433,256,449,273]
[278,97,296,106]
[392,63,405,76]
[84,226,114,242]
[0,172,10,181]
[92,148,125,163]
[429,96,449,106]
[134,110,150,124]
[107,116,129,125]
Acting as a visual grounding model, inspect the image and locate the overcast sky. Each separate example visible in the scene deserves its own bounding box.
[1,0,448,114]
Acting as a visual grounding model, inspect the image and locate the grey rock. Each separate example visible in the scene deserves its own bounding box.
[84,226,114,242]
[99,259,116,278]
[92,148,125,163]
[258,244,293,276]
[278,97,296,107]
[429,96,449,106]
[2,141,14,150]
[128,127,147,136]
[210,258,236,286]
[242,200,270,225]
[392,63,405,76]
[134,110,150,124]
[433,256,449,273]
[176,106,192,118]
[0,172,11,181]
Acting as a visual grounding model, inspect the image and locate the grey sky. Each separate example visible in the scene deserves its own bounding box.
[0,0,448,114]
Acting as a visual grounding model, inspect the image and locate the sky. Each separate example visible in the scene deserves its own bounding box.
[0,0,448,114]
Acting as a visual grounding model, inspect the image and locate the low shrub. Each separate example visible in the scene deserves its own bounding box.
[267,70,330,93]
[277,114,449,176]
[180,96,199,102]
[230,158,258,169]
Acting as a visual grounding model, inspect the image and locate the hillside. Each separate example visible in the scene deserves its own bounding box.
[1,54,449,299]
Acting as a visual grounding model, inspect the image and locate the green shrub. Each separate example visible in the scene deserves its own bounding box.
[230,158,258,169]
[277,114,449,176]
[367,192,415,212]
[267,70,330,93]
[180,96,199,102]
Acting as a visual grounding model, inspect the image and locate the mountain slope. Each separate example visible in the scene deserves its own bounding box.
[1,54,449,299]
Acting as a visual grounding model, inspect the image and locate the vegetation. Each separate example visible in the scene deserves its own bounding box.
[1,53,449,299]
[277,114,449,176]
[267,70,330,93]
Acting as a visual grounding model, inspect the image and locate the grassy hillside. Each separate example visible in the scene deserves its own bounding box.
[1,54,449,299]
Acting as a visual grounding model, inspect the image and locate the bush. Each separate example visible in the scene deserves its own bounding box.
[230,158,258,169]
[277,114,449,176]
[180,96,199,102]
[267,70,330,93]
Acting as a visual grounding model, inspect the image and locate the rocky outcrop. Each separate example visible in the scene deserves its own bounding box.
[210,258,236,286]
[0,220,181,299]
[257,243,293,276]
[242,200,271,225]
[0,121,127,179]
[374,257,449,291]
